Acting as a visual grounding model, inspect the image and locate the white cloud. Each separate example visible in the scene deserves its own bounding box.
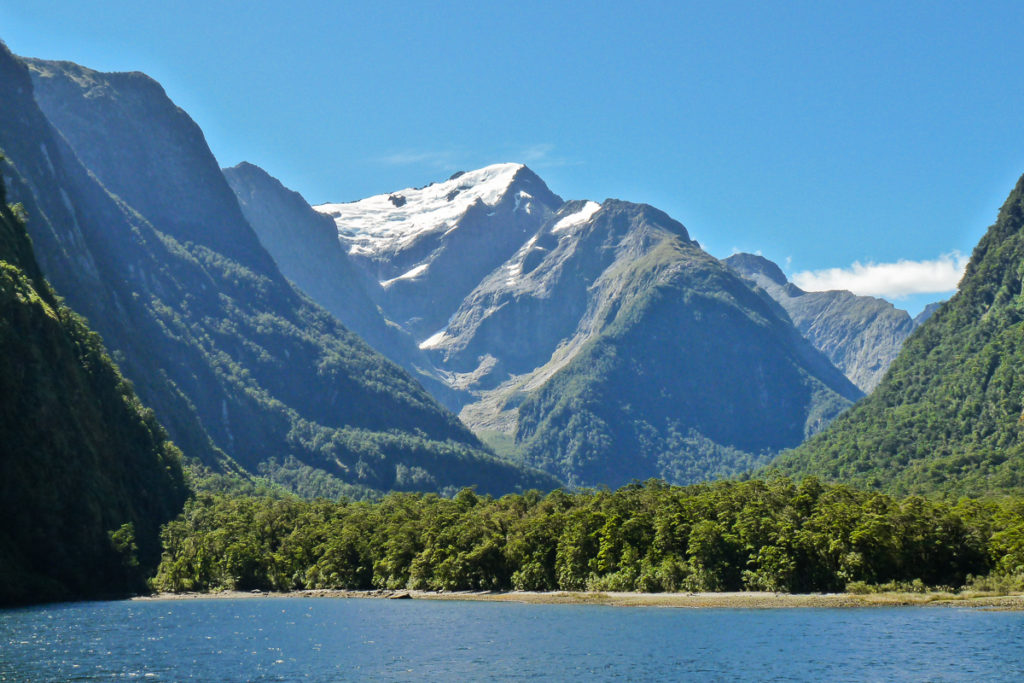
[791,252,969,299]
[374,144,580,173]
[513,143,581,169]
[520,143,554,162]
[374,149,461,170]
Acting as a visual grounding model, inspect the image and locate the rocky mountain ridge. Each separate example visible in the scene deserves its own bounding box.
[724,252,922,392]
[315,163,563,339]
[3,46,909,495]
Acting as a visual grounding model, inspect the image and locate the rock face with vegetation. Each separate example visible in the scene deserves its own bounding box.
[725,252,919,393]
[1,48,553,498]
[0,164,188,605]
[767,174,1024,497]
[301,168,863,488]
[494,202,862,488]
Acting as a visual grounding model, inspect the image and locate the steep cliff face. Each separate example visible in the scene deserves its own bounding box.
[725,253,918,392]
[26,59,275,271]
[766,175,1024,497]
[0,47,231,469]
[0,166,188,605]
[1,50,554,497]
[223,162,464,409]
[222,161,391,347]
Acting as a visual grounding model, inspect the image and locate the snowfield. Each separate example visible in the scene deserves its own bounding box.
[314,163,528,258]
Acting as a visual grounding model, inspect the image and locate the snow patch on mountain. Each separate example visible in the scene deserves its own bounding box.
[514,191,534,214]
[551,201,601,233]
[419,329,450,349]
[315,163,526,257]
[380,262,429,287]
[505,259,522,286]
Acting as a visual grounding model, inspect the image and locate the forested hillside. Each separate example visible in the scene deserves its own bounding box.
[506,202,862,488]
[0,165,188,605]
[767,174,1024,496]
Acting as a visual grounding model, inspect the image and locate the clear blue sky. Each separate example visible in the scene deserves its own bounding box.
[5,1,1024,314]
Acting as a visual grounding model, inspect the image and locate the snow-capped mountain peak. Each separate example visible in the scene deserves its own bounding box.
[315,162,539,258]
[313,162,563,339]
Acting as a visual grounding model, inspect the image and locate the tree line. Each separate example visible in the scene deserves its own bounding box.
[154,478,1024,594]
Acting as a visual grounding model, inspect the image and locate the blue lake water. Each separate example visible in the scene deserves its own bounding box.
[2,598,1023,681]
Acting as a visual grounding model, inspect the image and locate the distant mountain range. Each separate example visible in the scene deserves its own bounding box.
[11,36,1024,614]
[5,42,977,502]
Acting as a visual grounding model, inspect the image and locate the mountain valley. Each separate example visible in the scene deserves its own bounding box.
[237,163,867,488]
[6,31,1024,615]
[2,40,1006,511]
[767,174,1024,497]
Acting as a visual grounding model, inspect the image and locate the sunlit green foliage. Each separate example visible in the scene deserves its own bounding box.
[154,478,1011,594]
[768,174,1024,497]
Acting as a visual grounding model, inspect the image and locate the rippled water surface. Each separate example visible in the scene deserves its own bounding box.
[2,598,1024,681]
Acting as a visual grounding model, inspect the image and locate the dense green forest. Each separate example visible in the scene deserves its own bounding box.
[0,158,188,605]
[154,478,1024,595]
[767,174,1024,497]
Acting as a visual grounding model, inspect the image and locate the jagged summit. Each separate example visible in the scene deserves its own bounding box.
[315,163,562,260]
[725,252,788,286]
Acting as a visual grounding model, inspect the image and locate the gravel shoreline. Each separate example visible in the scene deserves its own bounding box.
[133,589,1024,610]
